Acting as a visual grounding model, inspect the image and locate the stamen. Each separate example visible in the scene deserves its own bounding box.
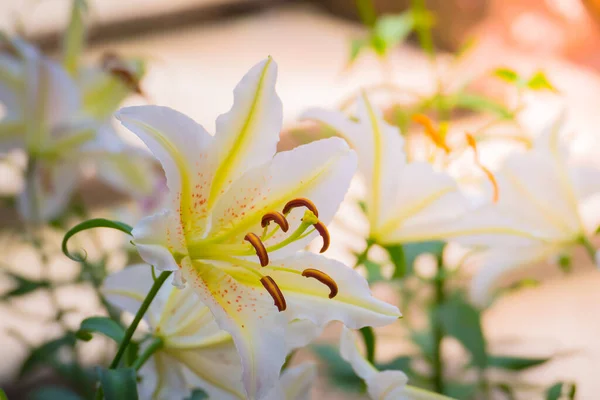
[465,133,499,202]
[283,198,319,217]
[313,221,330,253]
[302,269,338,298]
[244,233,269,267]
[261,211,290,232]
[412,114,451,154]
[260,276,287,311]
[101,52,143,95]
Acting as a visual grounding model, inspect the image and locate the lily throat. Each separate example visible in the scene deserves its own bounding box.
[183,197,339,312]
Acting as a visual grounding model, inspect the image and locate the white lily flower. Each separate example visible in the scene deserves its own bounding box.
[116,58,400,399]
[302,94,470,245]
[103,264,321,400]
[263,363,317,400]
[443,115,600,305]
[0,38,154,221]
[340,327,453,400]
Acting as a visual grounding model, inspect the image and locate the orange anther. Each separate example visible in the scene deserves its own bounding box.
[412,114,451,153]
[260,276,287,311]
[261,211,290,232]
[313,221,330,253]
[283,198,319,217]
[465,133,499,203]
[244,233,269,267]
[302,268,338,298]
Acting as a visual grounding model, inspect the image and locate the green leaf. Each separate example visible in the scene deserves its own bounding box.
[1,272,50,300]
[410,331,435,362]
[527,71,558,92]
[385,245,406,279]
[62,0,88,76]
[359,327,376,364]
[377,355,412,372]
[495,383,517,400]
[557,253,571,273]
[372,13,414,50]
[0,388,7,400]
[403,241,445,276]
[356,0,377,27]
[443,382,478,399]
[349,39,367,64]
[187,389,209,400]
[20,334,76,378]
[410,0,436,57]
[62,218,133,261]
[123,341,140,368]
[546,382,576,400]
[311,344,362,392]
[437,294,487,369]
[493,67,519,83]
[452,93,513,119]
[487,355,550,371]
[28,387,82,400]
[98,368,139,400]
[78,317,125,344]
[363,260,385,283]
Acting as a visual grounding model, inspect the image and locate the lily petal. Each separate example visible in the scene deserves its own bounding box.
[209,137,356,257]
[138,351,190,400]
[262,252,401,327]
[340,327,377,381]
[184,260,287,400]
[366,370,410,400]
[102,264,173,326]
[374,162,469,244]
[470,245,559,307]
[24,49,80,147]
[132,210,187,275]
[117,106,215,237]
[17,160,80,222]
[285,319,322,352]
[209,57,282,207]
[301,108,366,151]
[174,341,246,400]
[266,363,317,400]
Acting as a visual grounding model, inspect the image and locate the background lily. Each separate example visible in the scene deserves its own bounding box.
[263,363,317,400]
[0,36,154,222]
[302,94,470,246]
[340,327,454,400]
[444,115,600,305]
[117,58,401,399]
[103,264,321,400]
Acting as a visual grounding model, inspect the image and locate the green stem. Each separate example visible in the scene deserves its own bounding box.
[132,337,164,371]
[579,236,597,265]
[109,271,171,369]
[432,260,445,394]
[95,271,171,400]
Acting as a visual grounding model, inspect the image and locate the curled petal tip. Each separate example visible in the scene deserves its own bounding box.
[244,233,269,266]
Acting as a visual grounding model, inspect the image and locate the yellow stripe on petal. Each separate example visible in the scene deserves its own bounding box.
[209,57,276,208]
[361,93,383,229]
